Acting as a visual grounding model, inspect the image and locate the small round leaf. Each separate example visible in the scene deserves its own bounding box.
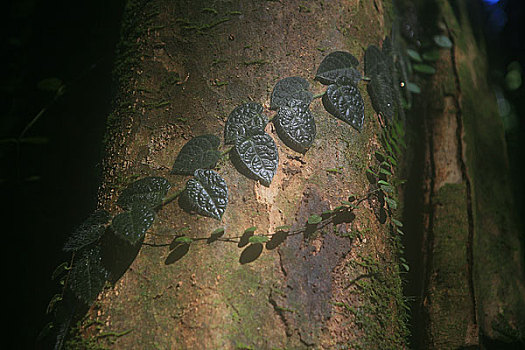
[174,236,193,244]
[249,235,269,244]
[422,49,440,62]
[406,82,421,94]
[308,214,323,225]
[406,49,423,62]
[413,64,436,75]
[433,35,452,49]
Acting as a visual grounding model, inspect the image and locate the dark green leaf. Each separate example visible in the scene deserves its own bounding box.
[382,36,393,59]
[392,218,403,227]
[270,77,313,110]
[433,35,452,48]
[505,70,522,91]
[379,168,392,176]
[274,101,316,153]
[37,77,63,92]
[185,169,228,220]
[308,214,323,225]
[249,235,269,244]
[244,226,257,233]
[422,49,440,62]
[365,45,395,122]
[406,49,422,62]
[112,203,156,245]
[174,236,193,244]
[387,155,398,166]
[380,184,394,194]
[413,64,436,75]
[63,210,110,252]
[117,177,171,210]
[46,294,62,314]
[68,246,108,305]
[406,82,421,94]
[171,135,221,175]
[212,227,225,235]
[224,102,268,144]
[322,77,365,131]
[326,167,342,174]
[315,51,361,85]
[385,197,397,210]
[233,132,279,186]
[52,262,70,280]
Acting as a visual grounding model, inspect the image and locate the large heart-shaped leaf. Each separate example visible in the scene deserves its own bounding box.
[171,134,221,175]
[315,51,362,86]
[274,101,316,153]
[63,210,110,252]
[68,245,108,305]
[117,177,171,210]
[185,169,228,220]
[233,132,278,186]
[322,77,365,132]
[112,203,156,245]
[224,102,268,144]
[270,77,313,110]
[365,45,395,122]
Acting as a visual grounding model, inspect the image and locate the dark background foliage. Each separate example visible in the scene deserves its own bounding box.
[2,0,125,347]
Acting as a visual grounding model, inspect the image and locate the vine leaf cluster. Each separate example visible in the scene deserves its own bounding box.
[51,49,375,312]
[44,34,434,346]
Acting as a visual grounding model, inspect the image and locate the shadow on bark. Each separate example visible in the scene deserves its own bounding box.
[102,228,143,284]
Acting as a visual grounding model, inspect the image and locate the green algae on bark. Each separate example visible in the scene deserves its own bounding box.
[425,183,476,348]
[74,0,410,349]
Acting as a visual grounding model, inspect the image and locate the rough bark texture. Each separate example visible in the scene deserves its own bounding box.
[417,0,525,348]
[77,0,408,349]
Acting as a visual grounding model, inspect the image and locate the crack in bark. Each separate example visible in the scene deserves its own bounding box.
[423,96,437,333]
[268,287,293,337]
[447,23,478,326]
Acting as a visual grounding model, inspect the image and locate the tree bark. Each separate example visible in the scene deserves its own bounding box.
[76,0,409,349]
[407,0,525,348]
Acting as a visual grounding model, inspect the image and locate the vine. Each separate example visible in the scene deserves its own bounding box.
[43,28,452,347]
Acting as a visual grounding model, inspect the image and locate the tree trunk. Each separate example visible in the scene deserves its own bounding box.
[404,0,525,348]
[74,0,409,349]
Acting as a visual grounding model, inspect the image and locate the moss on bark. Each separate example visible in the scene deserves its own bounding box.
[72,0,410,349]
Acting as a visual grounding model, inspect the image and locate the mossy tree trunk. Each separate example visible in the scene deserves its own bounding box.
[408,0,525,348]
[75,0,409,349]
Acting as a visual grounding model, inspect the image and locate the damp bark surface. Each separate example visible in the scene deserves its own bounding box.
[402,0,525,348]
[77,0,408,349]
